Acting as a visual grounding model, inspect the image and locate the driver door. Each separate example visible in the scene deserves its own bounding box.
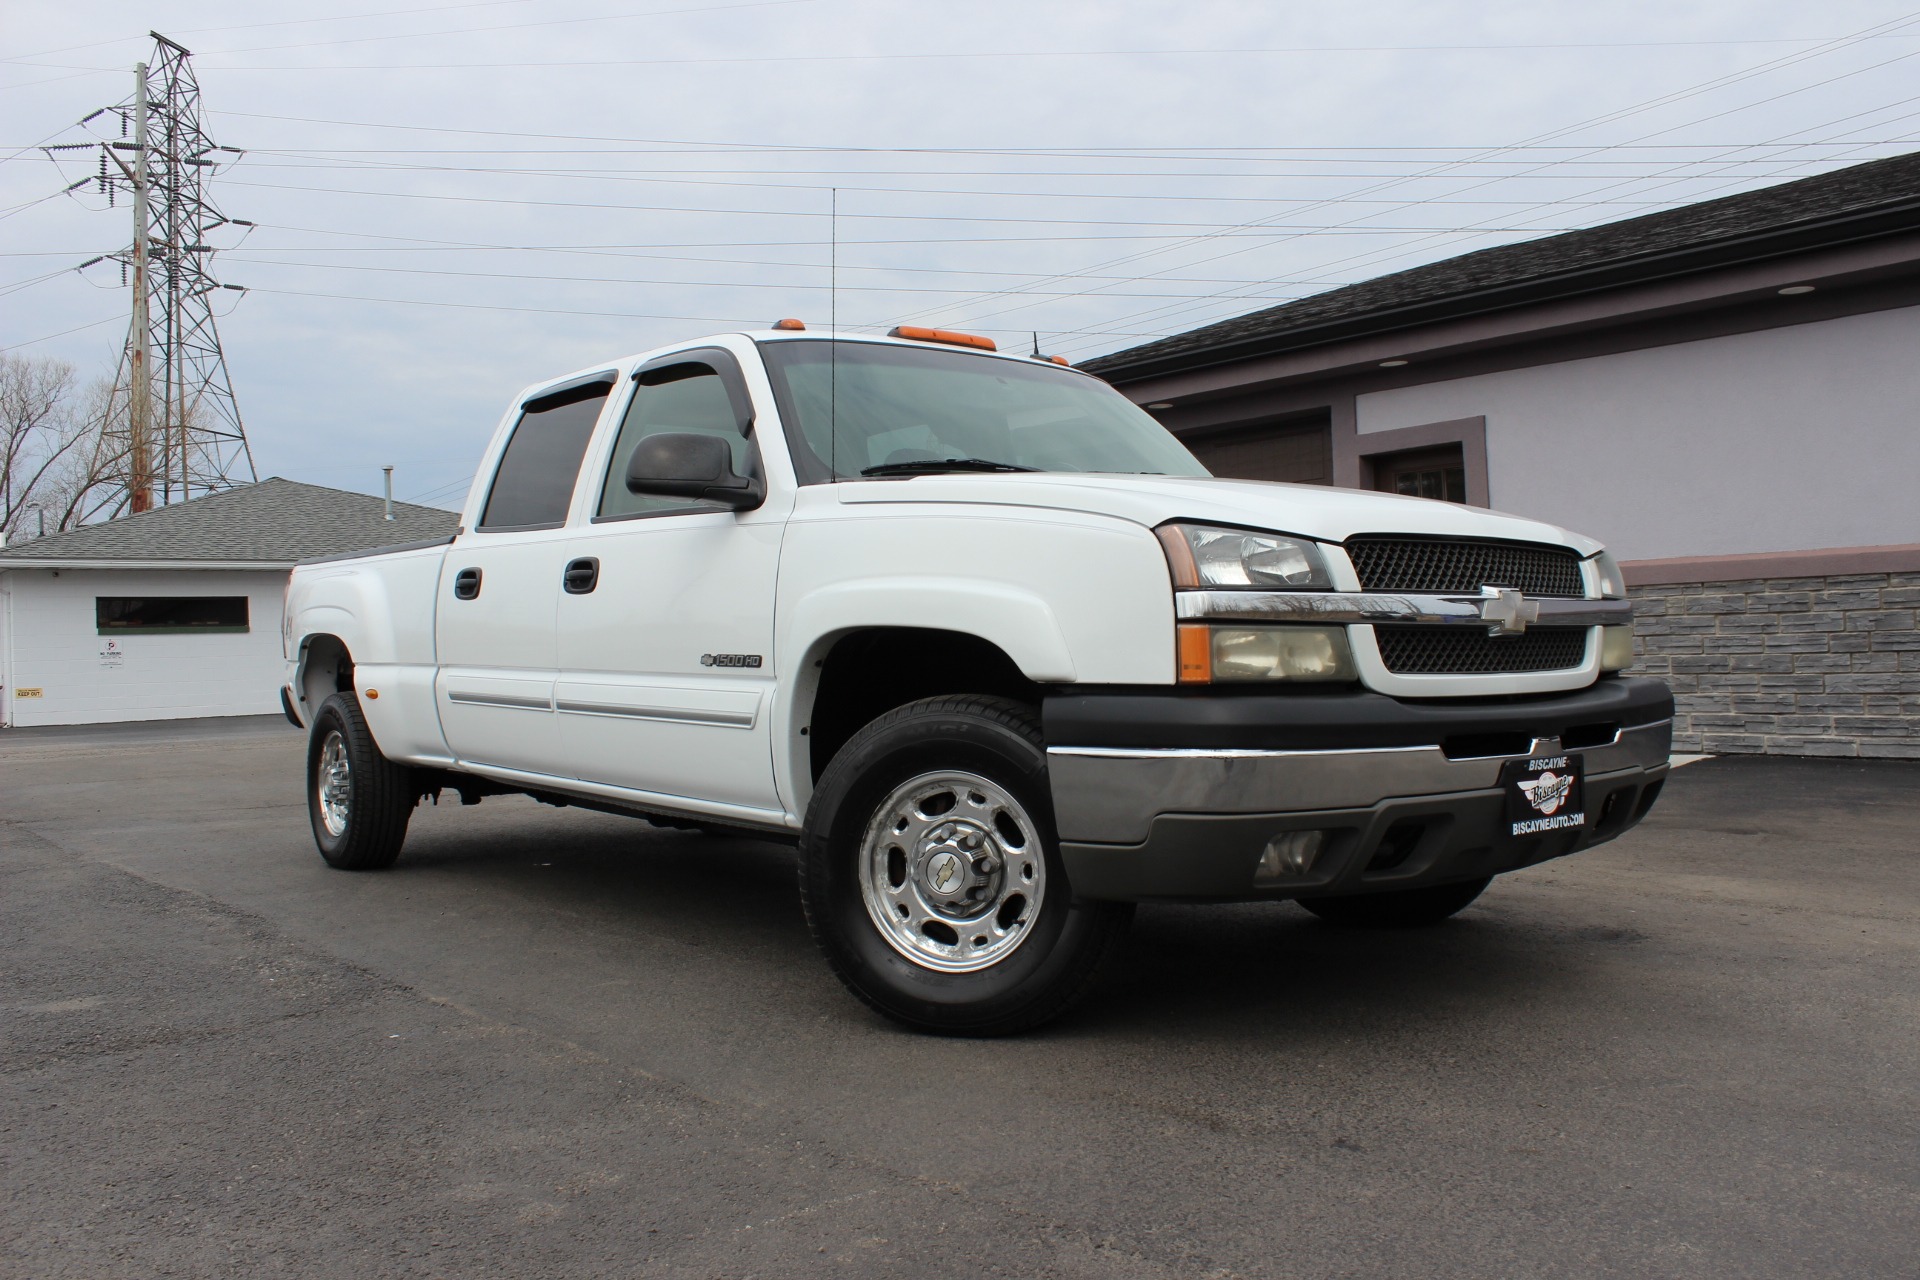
[554,348,788,813]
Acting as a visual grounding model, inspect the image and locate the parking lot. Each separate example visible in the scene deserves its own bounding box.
[2,717,1916,1278]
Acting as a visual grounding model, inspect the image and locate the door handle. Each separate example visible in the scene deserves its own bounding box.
[563,557,599,595]
[453,567,482,600]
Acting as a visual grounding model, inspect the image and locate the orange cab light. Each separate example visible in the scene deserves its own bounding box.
[1048,355,1071,366]
[1176,624,1212,684]
[887,325,997,352]
[772,318,807,331]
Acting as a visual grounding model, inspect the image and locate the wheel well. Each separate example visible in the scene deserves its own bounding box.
[298,634,355,717]
[807,628,1042,782]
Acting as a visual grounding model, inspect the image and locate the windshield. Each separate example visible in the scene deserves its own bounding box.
[756,338,1210,483]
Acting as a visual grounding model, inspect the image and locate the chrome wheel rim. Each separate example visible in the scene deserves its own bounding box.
[858,770,1046,974]
[316,730,352,838]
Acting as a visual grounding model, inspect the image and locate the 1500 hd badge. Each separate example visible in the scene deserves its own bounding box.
[700,653,763,668]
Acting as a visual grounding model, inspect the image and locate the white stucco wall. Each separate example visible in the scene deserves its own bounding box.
[1355,303,1920,561]
[0,568,288,727]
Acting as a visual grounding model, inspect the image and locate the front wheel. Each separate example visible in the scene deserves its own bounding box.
[307,691,415,870]
[1297,877,1491,928]
[799,696,1131,1036]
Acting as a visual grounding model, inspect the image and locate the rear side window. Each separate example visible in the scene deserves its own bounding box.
[478,377,613,530]
[597,356,754,520]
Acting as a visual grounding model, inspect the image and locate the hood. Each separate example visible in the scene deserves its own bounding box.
[835,472,1604,554]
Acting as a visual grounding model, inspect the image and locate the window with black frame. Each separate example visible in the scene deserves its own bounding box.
[96,596,249,634]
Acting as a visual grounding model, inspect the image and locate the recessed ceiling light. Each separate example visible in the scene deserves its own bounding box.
[1778,285,1816,296]
[1146,402,1174,410]
[1378,359,1409,368]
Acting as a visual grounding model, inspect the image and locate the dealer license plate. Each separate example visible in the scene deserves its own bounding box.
[1500,752,1587,839]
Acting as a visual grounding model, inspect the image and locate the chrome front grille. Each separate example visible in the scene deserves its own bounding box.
[1374,626,1588,675]
[1346,536,1584,597]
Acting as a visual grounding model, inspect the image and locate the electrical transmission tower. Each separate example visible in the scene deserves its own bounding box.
[84,32,256,515]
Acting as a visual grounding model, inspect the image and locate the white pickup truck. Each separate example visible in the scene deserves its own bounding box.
[283,324,1671,1035]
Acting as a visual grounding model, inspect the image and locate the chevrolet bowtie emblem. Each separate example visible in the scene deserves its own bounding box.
[1478,586,1540,636]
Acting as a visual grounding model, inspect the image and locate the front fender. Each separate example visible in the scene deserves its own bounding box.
[784,577,1076,683]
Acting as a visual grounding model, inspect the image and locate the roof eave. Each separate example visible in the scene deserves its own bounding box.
[0,559,295,572]
[1088,197,1920,385]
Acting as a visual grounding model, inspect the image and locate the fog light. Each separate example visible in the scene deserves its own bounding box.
[1212,625,1356,682]
[1600,623,1635,672]
[1255,830,1327,885]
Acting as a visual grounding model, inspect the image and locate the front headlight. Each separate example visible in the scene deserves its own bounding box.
[1156,522,1333,589]
[1589,549,1626,599]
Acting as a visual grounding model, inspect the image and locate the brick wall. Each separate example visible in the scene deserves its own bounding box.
[1629,572,1920,758]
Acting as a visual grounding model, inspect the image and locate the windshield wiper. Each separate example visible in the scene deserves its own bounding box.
[859,457,1040,477]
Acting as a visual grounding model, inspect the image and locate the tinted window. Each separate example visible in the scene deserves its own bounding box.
[96,596,249,633]
[478,381,610,529]
[598,361,752,519]
[756,339,1207,483]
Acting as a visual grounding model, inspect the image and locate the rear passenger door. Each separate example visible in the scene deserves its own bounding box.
[554,348,788,814]
[435,373,612,777]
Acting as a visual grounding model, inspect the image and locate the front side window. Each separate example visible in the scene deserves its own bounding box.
[597,358,754,519]
[97,596,249,634]
[478,377,612,530]
[756,339,1208,483]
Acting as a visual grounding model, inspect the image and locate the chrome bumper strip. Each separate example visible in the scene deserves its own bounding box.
[1174,590,1632,630]
[1047,718,1671,846]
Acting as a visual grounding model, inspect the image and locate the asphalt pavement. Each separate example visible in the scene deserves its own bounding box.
[2,715,1916,1278]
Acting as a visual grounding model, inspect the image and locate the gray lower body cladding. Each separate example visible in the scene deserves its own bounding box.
[1045,677,1672,902]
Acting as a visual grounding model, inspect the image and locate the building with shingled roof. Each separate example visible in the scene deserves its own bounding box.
[1084,151,1920,759]
[0,478,457,727]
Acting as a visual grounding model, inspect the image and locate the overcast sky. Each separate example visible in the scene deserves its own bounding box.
[6,0,1919,509]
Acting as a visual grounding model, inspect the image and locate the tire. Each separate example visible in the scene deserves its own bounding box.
[799,695,1132,1037]
[1297,876,1491,928]
[307,691,415,871]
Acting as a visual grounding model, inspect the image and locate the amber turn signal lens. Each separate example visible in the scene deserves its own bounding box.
[772,318,806,331]
[887,324,998,352]
[1176,624,1212,684]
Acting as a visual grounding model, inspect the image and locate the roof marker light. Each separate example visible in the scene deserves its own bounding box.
[1777,285,1816,296]
[1379,358,1409,368]
[772,317,807,330]
[888,325,997,352]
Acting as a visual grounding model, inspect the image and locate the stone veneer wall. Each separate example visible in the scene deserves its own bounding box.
[1628,571,1920,758]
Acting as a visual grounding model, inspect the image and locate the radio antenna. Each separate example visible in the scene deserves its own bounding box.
[830,186,838,480]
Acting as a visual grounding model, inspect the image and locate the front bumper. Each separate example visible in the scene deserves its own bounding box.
[1044,677,1672,902]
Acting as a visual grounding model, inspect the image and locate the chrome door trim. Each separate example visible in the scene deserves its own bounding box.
[446,689,553,711]
[554,698,756,728]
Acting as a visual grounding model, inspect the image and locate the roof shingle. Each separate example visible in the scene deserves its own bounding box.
[0,478,459,566]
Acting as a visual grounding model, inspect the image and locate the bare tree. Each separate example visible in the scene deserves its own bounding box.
[0,352,116,540]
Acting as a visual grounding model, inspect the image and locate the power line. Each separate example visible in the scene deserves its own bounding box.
[965,9,1920,352]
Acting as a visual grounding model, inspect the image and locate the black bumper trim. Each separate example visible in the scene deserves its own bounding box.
[1044,676,1672,751]
[1060,763,1667,902]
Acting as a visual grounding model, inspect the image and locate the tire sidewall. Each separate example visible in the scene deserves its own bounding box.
[803,702,1105,1030]
[306,693,381,867]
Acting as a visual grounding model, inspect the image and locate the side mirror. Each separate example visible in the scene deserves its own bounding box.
[624,433,764,510]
